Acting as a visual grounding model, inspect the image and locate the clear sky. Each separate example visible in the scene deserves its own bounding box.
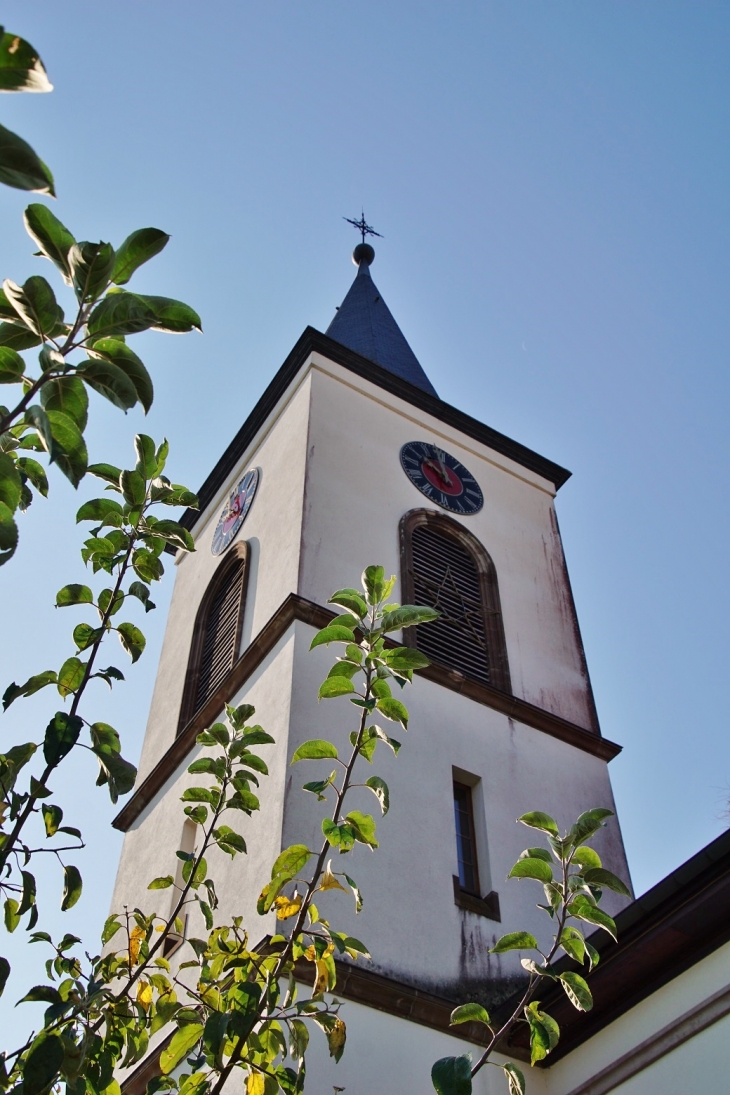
[1,0,728,1038]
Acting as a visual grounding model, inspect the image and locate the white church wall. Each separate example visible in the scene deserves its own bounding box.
[299,999,549,1095]
[281,618,629,1002]
[544,940,730,1095]
[298,356,598,733]
[109,630,296,942]
[134,373,312,781]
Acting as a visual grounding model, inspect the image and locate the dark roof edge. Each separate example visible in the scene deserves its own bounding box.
[180,328,571,531]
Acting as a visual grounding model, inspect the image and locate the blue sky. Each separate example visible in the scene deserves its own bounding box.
[1,0,728,1035]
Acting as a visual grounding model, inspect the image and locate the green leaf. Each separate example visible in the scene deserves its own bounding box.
[431,1055,472,1095]
[517,811,559,835]
[76,358,138,411]
[309,624,357,649]
[128,580,155,612]
[520,846,552,863]
[585,941,600,971]
[572,846,602,871]
[0,956,9,997]
[43,712,82,765]
[375,696,409,728]
[46,409,87,486]
[148,518,195,552]
[42,803,63,837]
[0,451,21,511]
[87,461,122,486]
[582,868,631,896]
[490,931,539,954]
[559,971,593,1012]
[0,122,54,195]
[159,1023,204,1075]
[57,656,85,698]
[69,241,116,302]
[120,468,146,505]
[567,895,617,939]
[559,926,586,964]
[61,865,82,910]
[328,588,368,618]
[3,672,56,708]
[344,873,363,912]
[215,825,247,855]
[270,845,311,880]
[100,916,122,945]
[76,497,124,525]
[87,291,157,338]
[41,375,88,430]
[17,456,48,496]
[570,808,614,846]
[117,621,145,661]
[345,810,378,848]
[23,204,75,281]
[365,775,389,814]
[502,1063,525,1095]
[22,1031,64,1095]
[0,499,18,564]
[318,675,355,700]
[385,646,431,671]
[450,1003,490,1026]
[362,564,389,605]
[381,604,440,632]
[525,1002,560,1065]
[508,857,553,883]
[131,294,202,333]
[0,345,25,383]
[73,622,101,650]
[18,869,37,915]
[0,30,53,92]
[134,433,157,477]
[112,228,170,285]
[291,739,338,763]
[148,875,174,890]
[4,897,20,932]
[87,338,153,413]
[3,276,63,338]
[56,583,93,607]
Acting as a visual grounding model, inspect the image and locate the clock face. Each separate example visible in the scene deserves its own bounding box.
[400,441,483,515]
[211,468,259,556]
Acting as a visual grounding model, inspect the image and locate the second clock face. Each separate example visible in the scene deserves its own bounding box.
[400,441,483,515]
[211,468,259,555]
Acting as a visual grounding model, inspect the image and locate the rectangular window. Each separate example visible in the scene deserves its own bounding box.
[453,780,480,895]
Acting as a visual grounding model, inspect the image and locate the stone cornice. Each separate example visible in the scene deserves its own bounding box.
[112,594,619,832]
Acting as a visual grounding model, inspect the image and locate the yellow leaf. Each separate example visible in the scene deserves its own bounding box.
[129,925,145,965]
[327,1017,346,1060]
[314,959,329,995]
[136,980,153,1010]
[319,861,347,894]
[274,892,302,920]
[304,944,316,962]
[246,1073,265,1095]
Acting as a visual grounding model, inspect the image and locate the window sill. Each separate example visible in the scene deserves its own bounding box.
[453,876,501,921]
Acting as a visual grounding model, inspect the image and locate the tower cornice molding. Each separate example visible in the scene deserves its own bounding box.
[112,593,620,834]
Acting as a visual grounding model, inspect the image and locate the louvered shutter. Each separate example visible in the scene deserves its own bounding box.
[411,524,491,685]
[193,560,245,714]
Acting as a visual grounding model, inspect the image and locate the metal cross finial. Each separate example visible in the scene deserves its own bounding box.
[343,210,383,243]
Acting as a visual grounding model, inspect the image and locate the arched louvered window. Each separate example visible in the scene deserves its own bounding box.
[177,543,249,735]
[399,509,511,693]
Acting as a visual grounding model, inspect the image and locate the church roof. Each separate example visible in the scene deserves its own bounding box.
[325,247,438,398]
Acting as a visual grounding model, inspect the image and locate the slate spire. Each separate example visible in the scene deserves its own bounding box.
[326,244,438,398]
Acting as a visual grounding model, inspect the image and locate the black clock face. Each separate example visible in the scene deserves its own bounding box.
[400,441,483,515]
[211,468,259,556]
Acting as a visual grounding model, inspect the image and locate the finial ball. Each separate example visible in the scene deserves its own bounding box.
[352,242,375,267]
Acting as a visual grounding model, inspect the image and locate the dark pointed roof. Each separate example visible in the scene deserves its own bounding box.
[326,247,438,397]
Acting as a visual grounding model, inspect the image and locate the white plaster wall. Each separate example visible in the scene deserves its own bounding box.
[109,631,296,943]
[135,373,312,781]
[545,941,730,1094]
[298,357,597,732]
[281,620,629,1001]
[300,999,549,1095]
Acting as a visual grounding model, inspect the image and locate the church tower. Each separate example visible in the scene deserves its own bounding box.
[111,239,630,1094]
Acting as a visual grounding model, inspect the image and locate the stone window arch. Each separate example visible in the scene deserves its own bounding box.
[399,509,511,692]
[177,542,249,735]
